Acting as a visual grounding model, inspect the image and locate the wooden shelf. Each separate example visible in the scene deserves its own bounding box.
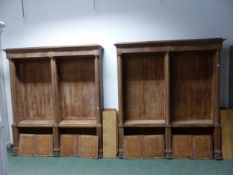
[172,120,214,127]
[124,120,165,127]
[18,120,54,127]
[59,120,97,128]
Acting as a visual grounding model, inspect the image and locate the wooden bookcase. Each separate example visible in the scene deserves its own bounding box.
[5,45,103,157]
[116,38,223,159]
[230,46,233,108]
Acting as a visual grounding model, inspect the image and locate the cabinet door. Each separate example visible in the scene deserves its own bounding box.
[143,135,164,158]
[34,135,53,156]
[79,135,98,158]
[192,135,213,159]
[18,134,34,156]
[173,135,192,158]
[60,135,78,156]
[123,136,142,159]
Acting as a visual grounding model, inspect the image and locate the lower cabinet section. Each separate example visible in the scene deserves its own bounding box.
[60,135,98,158]
[79,135,98,158]
[18,134,34,156]
[123,135,164,159]
[143,135,164,158]
[173,135,192,158]
[172,135,213,159]
[60,135,79,156]
[18,134,53,156]
[192,135,213,159]
[123,136,142,159]
[18,134,98,158]
[34,135,53,156]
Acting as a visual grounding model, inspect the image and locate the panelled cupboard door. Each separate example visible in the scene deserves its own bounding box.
[173,135,213,159]
[34,135,53,156]
[18,134,34,156]
[60,135,79,156]
[79,135,98,158]
[142,135,164,158]
[123,136,142,159]
[172,135,192,158]
[192,135,213,159]
[124,135,164,159]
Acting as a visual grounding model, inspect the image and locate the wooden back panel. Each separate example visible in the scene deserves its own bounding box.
[15,59,52,121]
[170,51,214,122]
[58,57,96,120]
[123,54,165,121]
[103,110,118,158]
[221,109,233,159]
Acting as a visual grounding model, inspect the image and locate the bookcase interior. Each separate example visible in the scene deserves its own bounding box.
[57,57,96,123]
[14,59,53,124]
[170,51,214,124]
[123,53,165,124]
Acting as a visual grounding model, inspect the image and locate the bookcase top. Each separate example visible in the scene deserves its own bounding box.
[5,45,103,59]
[115,38,224,54]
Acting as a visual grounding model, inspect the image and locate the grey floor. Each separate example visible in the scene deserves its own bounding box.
[8,152,233,175]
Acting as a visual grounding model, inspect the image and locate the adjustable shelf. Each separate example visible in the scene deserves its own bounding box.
[116,38,223,159]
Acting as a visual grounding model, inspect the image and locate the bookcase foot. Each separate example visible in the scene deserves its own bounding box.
[53,148,60,157]
[214,151,222,160]
[118,149,123,159]
[165,150,173,159]
[98,149,103,158]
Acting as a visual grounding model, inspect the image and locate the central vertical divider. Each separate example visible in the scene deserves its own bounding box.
[50,57,60,156]
[164,52,172,159]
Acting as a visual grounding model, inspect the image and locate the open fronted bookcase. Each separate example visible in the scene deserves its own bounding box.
[116,38,223,159]
[6,45,103,157]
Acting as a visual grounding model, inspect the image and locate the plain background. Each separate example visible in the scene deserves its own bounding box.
[0,0,233,143]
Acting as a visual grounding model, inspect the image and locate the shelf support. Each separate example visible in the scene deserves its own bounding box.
[213,50,222,160]
[95,56,102,158]
[50,57,60,156]
[164,52,170,125]
[164,52,172,159]
[117,54,124,158]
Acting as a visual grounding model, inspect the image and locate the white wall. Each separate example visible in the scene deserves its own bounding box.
[0,0,233,143]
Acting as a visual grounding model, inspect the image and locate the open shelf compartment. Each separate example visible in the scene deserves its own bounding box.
[170,51,215,125]
[122,53,166,126]
[57,56,97,127]
[13,58,54,126]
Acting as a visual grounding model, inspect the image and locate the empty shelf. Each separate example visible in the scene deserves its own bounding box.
[59,120,97,128]
[18,120,54,127]
[124,119,165,127]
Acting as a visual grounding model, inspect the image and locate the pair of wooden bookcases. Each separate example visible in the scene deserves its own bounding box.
[5,38,223,159]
